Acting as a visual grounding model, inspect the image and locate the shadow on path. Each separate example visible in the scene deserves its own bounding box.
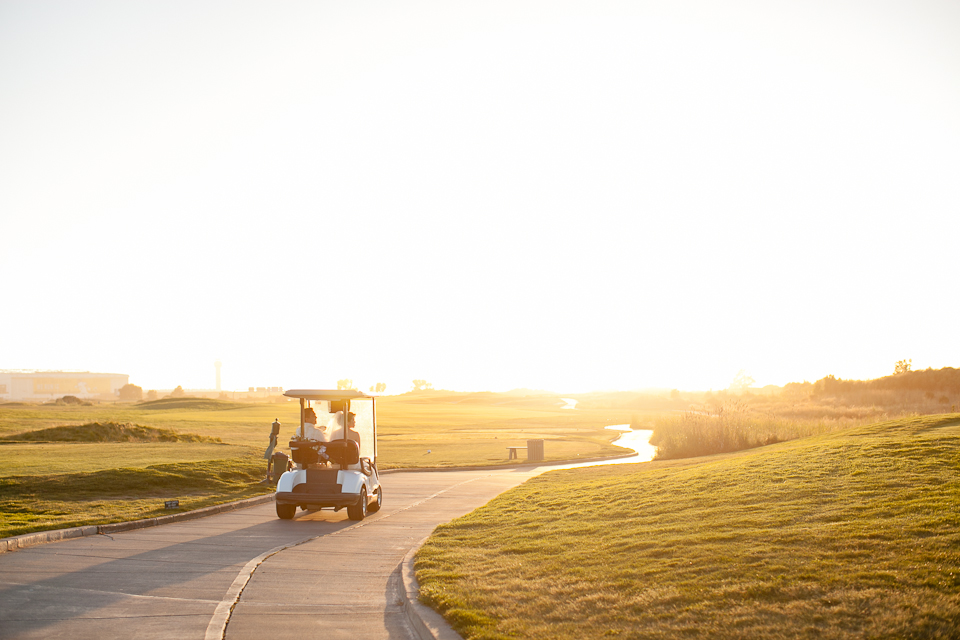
[0,510,353,639]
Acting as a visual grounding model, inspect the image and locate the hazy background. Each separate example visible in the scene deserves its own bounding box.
[2,0,958,394]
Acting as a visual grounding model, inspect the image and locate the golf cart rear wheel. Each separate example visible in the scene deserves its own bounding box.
[368,487,382,513]
[276,503,296,519]
[347,487,367,521]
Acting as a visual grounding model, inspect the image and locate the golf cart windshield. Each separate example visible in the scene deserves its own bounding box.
[290,391,376,462]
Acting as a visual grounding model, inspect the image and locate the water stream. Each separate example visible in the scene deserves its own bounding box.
[605,424,657,463]
[550,400,657,466]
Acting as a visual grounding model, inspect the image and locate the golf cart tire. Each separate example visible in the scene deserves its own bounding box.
[368,487,382,513]
[276,503,296,519]
[347,487,367,521]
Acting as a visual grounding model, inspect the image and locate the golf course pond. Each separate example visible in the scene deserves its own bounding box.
[606,424,657,462]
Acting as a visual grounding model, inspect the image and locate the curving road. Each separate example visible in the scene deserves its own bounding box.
[0,444,648,640]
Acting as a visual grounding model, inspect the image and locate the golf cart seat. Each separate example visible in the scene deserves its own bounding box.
[326,439,360,465]
[288,438,360,466]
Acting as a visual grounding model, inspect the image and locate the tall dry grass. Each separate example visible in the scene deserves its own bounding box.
[649,401,880,460]
[647,373,960,460]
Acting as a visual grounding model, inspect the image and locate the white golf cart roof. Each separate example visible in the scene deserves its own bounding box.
[283,389,373,401]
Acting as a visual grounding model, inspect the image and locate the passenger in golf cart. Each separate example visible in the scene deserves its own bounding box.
[275,390,382,521]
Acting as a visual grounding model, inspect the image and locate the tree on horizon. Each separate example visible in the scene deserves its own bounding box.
[412,379,433,391]
[894,359,913,375]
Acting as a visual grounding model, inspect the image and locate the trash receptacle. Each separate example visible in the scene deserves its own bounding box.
[271,452,289,483]
[527,439,544,462]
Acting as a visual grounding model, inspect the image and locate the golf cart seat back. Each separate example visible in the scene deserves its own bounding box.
[289,438,360,466]
[326,439,360,465]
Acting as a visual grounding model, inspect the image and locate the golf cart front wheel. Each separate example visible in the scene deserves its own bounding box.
[347,488,367,521]
[276,503,296,519]
[368,487,382,513]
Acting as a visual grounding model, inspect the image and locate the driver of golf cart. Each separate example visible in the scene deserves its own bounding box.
[296,407,323,441]
[297,407,346,443]
[295,409,359,445]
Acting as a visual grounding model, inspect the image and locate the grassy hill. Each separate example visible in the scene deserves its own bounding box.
[0,420,263,537]
[415,414,960,639]
[0,421,222,443]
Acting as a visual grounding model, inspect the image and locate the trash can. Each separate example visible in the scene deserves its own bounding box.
[271,452,289,483]
[527,439,544,462]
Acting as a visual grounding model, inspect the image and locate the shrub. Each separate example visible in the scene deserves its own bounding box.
[118,384,143,401]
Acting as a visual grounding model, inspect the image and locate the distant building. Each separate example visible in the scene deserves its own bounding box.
[0,370,129,402]
[244,386,284,398]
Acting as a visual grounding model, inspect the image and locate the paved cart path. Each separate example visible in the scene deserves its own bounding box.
[0,453,645,640]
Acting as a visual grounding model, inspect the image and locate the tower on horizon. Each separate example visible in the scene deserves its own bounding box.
[215,360,222,392]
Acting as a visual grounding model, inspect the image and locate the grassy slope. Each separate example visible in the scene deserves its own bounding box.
[416,414,960,640]
[0,421,223,443]
[0,400,296,448]
[0,456,270,537]
[0,402,278,537]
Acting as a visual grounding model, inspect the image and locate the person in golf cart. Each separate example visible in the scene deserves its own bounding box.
[276,390,381,520]
[346,411,360,448]
[296,407,329,442]
[294,408,357,450]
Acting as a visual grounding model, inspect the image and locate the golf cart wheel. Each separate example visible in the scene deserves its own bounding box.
[347,487,367,521]
[276,503,296,520]
[368,487,382,513]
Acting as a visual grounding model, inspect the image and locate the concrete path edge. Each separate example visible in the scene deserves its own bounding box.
[0,492,276,554]
[402,536,464,640]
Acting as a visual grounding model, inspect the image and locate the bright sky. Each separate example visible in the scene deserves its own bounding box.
[2,1,959,394]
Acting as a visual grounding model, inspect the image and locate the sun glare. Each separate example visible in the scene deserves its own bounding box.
[1,1,957,393]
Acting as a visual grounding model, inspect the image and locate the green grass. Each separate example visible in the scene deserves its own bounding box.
[0,442,252,478]
[0,409,273,537]
[0,454,272,537]
[415,414,960,639]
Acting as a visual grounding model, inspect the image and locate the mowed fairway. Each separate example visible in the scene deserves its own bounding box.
[0,392,633,537]
[377,392,634,468]
[0,392,634,465]
[415,414,960,639]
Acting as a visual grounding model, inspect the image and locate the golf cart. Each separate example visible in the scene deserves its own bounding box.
[275,389,382,521]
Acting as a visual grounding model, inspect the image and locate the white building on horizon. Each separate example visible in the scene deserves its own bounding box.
[0,370,129,402]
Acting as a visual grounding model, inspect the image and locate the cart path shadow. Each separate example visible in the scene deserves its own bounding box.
[0,508,356,639]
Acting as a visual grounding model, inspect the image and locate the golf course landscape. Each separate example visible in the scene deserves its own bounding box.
[0,391,633,537]
[1,386,958,639]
